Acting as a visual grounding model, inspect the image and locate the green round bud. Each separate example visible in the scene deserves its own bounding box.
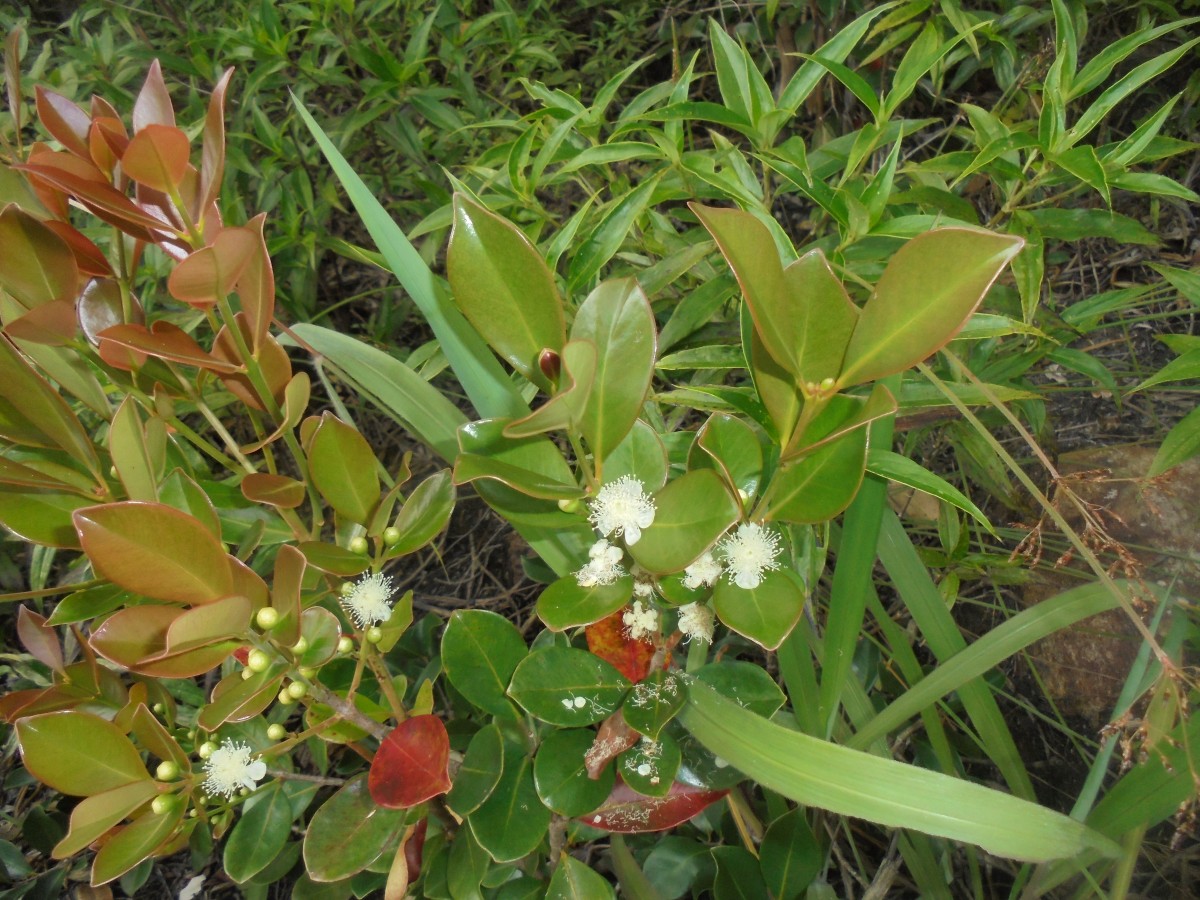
[286,681,307,700]
[255,607,280,630]
[247,649,271,673]
[339,581,355,596]
[152,702,165,714]
[299,667,316,680]
[151,794,177,815]
[198,741,217,759]
[382,526,401,546]
[240,667,254,680]
[337,635,354,654]
[239,787,250,797]
[557,497,584,514]
[365,625,384,644]
[349,535,368,554]
[266,724,287,741]
[291,636,309,655]
[155,760,180,781]
[188,808,198,818]
[277,689,296,706]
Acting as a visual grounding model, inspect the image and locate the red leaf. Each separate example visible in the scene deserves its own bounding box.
[581,777,728,833]
[586,609,654,683]
[200,68,234,215]
[35,87,91,159]
[122,124,190,193]
[585,709,639,778]
[368,715,452,809]
[132,60,175,131]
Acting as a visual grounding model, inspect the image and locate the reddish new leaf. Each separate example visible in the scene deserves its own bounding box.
[368,715,452,809]
[17,606,64,674]
[200,68,234,214]
[167,226,256,306]
[132,60,175,131]
[581,777,728,833]
[98,321,241,373]
[586,609,654,683]
[35,87,92,159]
[121,124,190,193]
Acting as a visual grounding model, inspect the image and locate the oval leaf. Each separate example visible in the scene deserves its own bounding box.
[629,470,739,575]
[369,715,452,809]
[16,711,148,796]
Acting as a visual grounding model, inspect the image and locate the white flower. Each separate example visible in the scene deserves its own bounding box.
[677,602,715,644]
[576,539,626,587]
[202,740,266,799]
[622,600,659,642]
[632,579,654,598]
[588,476,655,545]
[682,552,723,590]
[341,572,396,627]
[719,523,782,589]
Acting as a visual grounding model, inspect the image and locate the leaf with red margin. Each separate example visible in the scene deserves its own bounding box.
[17,606,64,674]
[369,715,452,809]
[581,777,728,833]
[586,609,654,684]
[17,163,174,242]
[167,226,256,306]
[44,221,113,277]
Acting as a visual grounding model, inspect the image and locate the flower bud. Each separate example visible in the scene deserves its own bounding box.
[152,702,165,714]
[383,526,401,547]
[198,741,217,760]
[247,649,271,673]
[266,724,287,741]
[255,607,280,630]
[241,668,253,680]
[155,761,180,781]
[365,625,384,644]
[557,497,584,514]
[278,688,296,706]
[349,535,368,555]
[299,667,316,680]
[286,681,307,700]
[337,635,354,654]
[291,636,309,655]
[151,794,177,815]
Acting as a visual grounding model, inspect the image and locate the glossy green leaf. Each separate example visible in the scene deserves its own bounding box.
[446,723,504,817]
[454,419,582,501]
[622,670,687,741]
[840,229,1023,387]
[694,204,857,385]
[0,488,91,548]
[602,420,668,490]
[759,808,822,898]
[442,609,528,719]
[224,782,295,884]
[508,646,631,726]
[52,780,158,859]
[692,414,762,501]
[743,307,802,443]
[712,570,805,650]
[1024,208,1157,245]
[447,826,492,900]
[297,541,369,577]
[90,805,183,886]
[546,854,617,900]
[762,427,867,525]
[629,470,739,575]
[303,775,409,882]
[711,846,767,900]
[695,661,785,719]
[618,731,681,798]
[534,728,615,817]
[572,278,657,463]
[16,713,147,796]
[468,740,550,863]
[447,193,565,390]
[382,469,454,557]
[307,413,380,525]
[679,679,1120,861]
[74,502,232,604]
[537,574,634,632]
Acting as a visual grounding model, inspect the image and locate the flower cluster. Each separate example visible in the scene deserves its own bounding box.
[622,599,659,642]
[576,539,626,587]
[202,740,267,799]
[677,602,715,643]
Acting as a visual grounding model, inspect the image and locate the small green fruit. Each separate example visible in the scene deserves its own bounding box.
[247,649,271,673]
[267,724,287,741]
[286,681,307,700]
[383,526,401,546]
[349,535,368,554]
[337,635,354,654]
[365,626,384,644]
[255,607,280,630]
